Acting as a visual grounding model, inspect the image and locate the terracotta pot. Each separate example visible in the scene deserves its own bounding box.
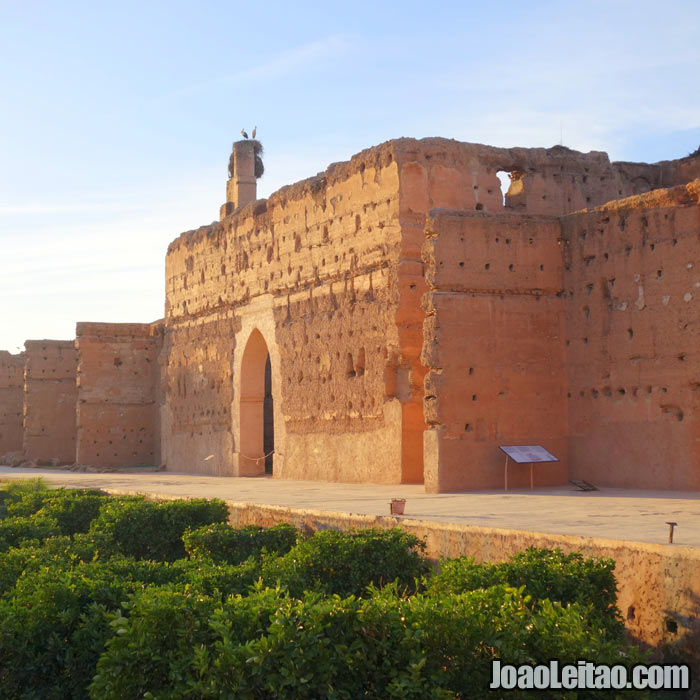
[390,498,406,515]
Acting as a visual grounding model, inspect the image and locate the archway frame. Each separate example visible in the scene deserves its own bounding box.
[231,295,286,476]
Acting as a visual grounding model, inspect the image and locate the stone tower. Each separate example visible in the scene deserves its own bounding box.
[221,140,257,218]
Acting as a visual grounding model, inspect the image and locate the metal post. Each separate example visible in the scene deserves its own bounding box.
[504,455,509,491]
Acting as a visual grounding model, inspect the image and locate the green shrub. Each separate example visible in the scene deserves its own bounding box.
[34,492,107,535]
[168,557,262,598]
[89,587,228,700]
[183,522,299,564]
[91,583,646,700]
[261,527,430,598]
[1,478,53,519]
[406,586,646,699]
[427,547,623,636]
[89,497,230,561]
[0,514,60,552]
[194,589,449,699]
[0,554,198,699]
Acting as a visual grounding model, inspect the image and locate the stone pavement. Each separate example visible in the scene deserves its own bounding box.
[1,466,698,548]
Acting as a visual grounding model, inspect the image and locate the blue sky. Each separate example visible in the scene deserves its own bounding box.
[1,0,699,353]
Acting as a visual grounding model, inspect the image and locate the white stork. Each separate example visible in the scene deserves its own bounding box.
[240,128,249,139]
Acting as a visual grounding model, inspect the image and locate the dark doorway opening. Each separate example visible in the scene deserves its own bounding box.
[263,354,274,474]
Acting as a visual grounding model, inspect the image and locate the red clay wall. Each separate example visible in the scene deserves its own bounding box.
[0,351,24,456]
[562,181,700,490]
[393,139,651,486]
[163,145,406,482]
[23,340,77,464]
[421,211,568,492]
[76,323,162,467]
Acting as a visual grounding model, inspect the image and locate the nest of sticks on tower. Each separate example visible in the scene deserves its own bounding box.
[252,140,264,178]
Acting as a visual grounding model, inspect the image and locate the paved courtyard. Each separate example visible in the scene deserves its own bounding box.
[1,466,698,548]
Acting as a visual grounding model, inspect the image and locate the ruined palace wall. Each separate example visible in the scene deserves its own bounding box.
[159,313,238,476]
[421,211,568,492]
[23,340,77,464]
[612,152,700,198]
[391,139,650,486]
[75,323,162,467]
[163,147,406,482]
[0,351,24,455]
[562,181,700,490]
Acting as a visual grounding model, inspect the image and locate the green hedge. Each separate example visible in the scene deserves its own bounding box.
[183,522,299,564]
[89,497,230,561]
[261,527,431,597]
[90,584,647,700]
[0,514,60,553]
[0,487,650,699]
[427,547,623,637]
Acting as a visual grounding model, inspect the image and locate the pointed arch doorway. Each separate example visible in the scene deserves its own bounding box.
[239,328,274,475]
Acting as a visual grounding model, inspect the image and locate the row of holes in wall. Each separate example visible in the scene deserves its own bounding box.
[567,386,686,421]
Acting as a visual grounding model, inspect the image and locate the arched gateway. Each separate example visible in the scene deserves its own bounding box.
[238,329,274,475]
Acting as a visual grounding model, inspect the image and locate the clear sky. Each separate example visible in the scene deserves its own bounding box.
[1,0,699,353]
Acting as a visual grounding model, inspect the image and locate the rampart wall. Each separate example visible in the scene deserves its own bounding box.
[23,340,77,464]
[75,322,162,467]
[563,181,700,489]
[0,351,24,455]
[163,146,406,481]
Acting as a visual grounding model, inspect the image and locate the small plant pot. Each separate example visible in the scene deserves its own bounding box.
[390,498,406,515]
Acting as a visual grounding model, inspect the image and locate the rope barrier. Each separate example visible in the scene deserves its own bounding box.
[238,450,275,464]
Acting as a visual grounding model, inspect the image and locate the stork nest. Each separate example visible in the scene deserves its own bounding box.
[252,139,264,179]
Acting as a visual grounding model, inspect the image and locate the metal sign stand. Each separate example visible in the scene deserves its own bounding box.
[500,445,559,491]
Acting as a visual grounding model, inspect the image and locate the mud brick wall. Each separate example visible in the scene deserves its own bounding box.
[163,144,406,481]
[76,323,162,467]
[0,351,25,455]
[562,181,700,490]
[23,340,77,464]
[160,314,237,475]
[421,211,568,492]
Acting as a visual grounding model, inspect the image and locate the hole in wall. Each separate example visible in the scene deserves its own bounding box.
[665,618,678,634]
[627,606,635,621]
[496,171,510,205]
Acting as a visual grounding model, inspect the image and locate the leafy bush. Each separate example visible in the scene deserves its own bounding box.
[34,492,107,535]
[0,478,52,518]
[168,557,261,599]
[0,514,60,553]
[0,486,648,699]
[91,583,647,700]
[183,522,299,564]
[427,547,623,636]
[261,527,430,598]
[0,557,181,699]
[406,586,645,699]
[89,497,230,561]
[89,587,280,699]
